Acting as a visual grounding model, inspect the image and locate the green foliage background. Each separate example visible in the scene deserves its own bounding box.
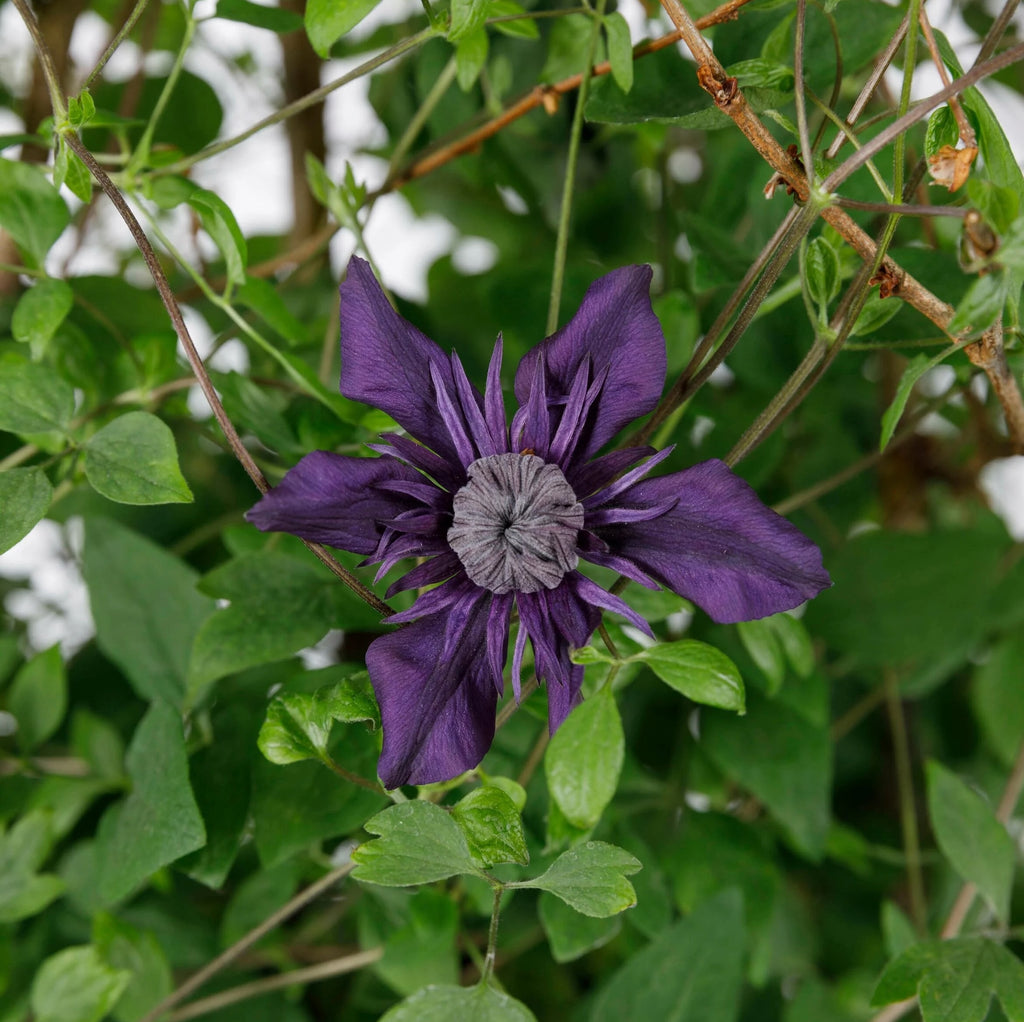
[2,0,1024,1018]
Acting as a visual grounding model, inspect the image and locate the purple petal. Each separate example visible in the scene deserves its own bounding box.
[484,337,509,453]
[595,459,832,623]
[339,258,460,461]
[514,266,666,460]
[567,446,656,499]
[367,584,501,787]
[386,552,462,598]
[565,572,654,637]
[246,452,423,555]
[518,585,599,733]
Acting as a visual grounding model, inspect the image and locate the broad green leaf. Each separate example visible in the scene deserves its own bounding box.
[92,914,172,1022]
[0,810,65,923]
[380,983,537,1022]
[251,723,386,867]
[189,551,358,690]
[736,617,786,693]
[544,686,623,829]
[305,0,384,57]
[352,801,481,886]
[852,289,902,336]
[186,189,248,289]
[83,517,215,707]
[84,411,193,505]
[12,278,74,348]
[804,529,1008,681]
[925,761,1014,920]
[972,633,1024,768]
[872,937,1024,1022]
[637,639,745,712]
[0,467,52,555]
[9,644,66,751]
[70,710,125,780]
[220,859,300,947]
[0,354,74,436]
[451,786,529,868]
[455,29,488,92]
[726,57,794,89]
[30,946,131,1022]
[591,889,745,1022]
[448,0,488,41]
[215,370,301,456]
[376,889,459,996]
[489,0,537,38]
[805,236,841,308]
[215,0,304,31]
[513,841,640,917]
[701,694,831,859]
[947,272,1008,337]
[94,702,206,905]
[258,672,379,765]
[541,13,604,82]
[0,157,69,266]
[603,12,633,93]
[538,891,621,963]
[881,901,919,960]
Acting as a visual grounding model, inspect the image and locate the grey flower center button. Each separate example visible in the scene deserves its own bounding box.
[448,453,584,594]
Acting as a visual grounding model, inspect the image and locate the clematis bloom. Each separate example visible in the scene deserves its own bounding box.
[247,258,831,788]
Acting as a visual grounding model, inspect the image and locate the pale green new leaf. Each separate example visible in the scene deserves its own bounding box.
[514,841,640,917]
[451,786,529,868]
[30,946,131,1022]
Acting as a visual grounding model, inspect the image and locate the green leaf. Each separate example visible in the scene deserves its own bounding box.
[852,289,902,336]
[636,639,745,712]
[352,801,482,886]
[879,348,955,452]
[925,760,1014,920]
[12,278,74,348]
[83,517,215,707]
[603,12,634,93]
[30,946,131,1022]
[872,937,1024,1022]
[489,0,537,38]
[947,272,1008,337]
[736,618,786,693]
[189,551,358,691]
[450,786,529,868]
[376,889,459,996]
[0,467,52,555]
[94,702,206,905]
[380,982,537,1022]
[186,189,248,290]
[701,693,832,859]
[591,889,745,1022]
[84,411,193,505]
[538,891,621,963]
[9,645,66,752]
[0,354,75,436]
[0,811,65,923]
[544,686,623,829]
[726,57,794,89]
[304,0,384,57]
[455,29,489,92]
[972,633,1024,768]
[258,672,379,765]
[0,157,69,267]
[805,236,841,309]
[92,914,172,1022]
[448,0,488,41]
[235,275,307,345]
[925,106,958,158]
[215,0,304,32]
[514,841,640,917]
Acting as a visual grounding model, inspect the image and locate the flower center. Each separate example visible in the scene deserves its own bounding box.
[448,453,584,595]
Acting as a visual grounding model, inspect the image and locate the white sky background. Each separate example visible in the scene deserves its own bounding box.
[1,0,1024,653]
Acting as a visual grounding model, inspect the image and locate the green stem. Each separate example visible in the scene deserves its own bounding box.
[482,884,504,982]
[884,670,927,934]
[84,0,154,90]
[387,55,458,181]
[546,0,607,335]
[127,7,195,175]
[153,27,437,177]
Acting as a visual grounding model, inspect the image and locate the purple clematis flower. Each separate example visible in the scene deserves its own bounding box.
[247,257,831,788]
